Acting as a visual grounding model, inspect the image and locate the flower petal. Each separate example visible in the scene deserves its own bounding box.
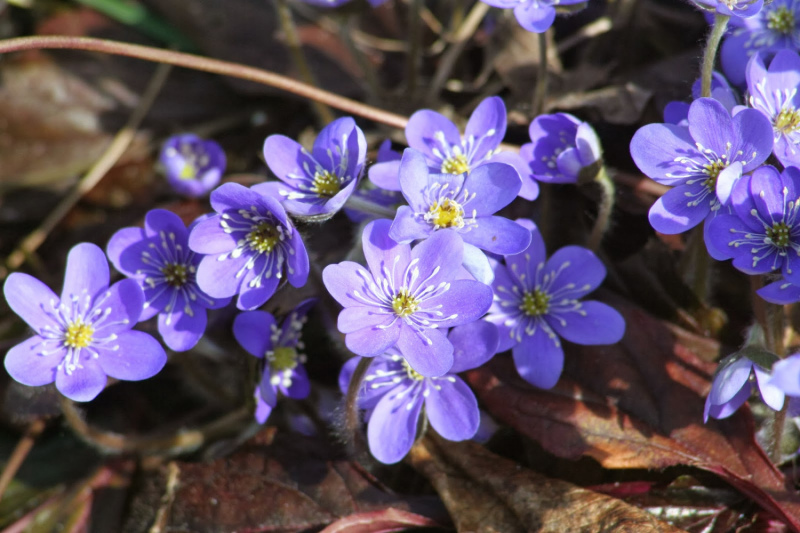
[61,243,109,301]
[362,219,410,281]
[461,242,494,285]
[409,228,464,289]
[55,358,107,402]
[648,185,710,234]
[188,215,237,255]
[397,326,454,377]
[464,96,506,162]
[463,216,532,255]
[757,279,800,304]
[688,97,734,157]
[368,160,402,191]
[406,111,461,163]
[754,365,785,411]
[97,330,166,381]
[196,254,246,299]
[337,306,391,334]
[4,273,60,331]
[709,356,753,406]
[283,365,311,399]
[97,279,144,334]
[543,245,606,298]
[4,336,60,387]
[630,123,697,185]
[424,279,493,328]
[513,325,564,389]
[547,301,625,345]
[425,376,479,441]
[732,108,774,172]
[770,354,800,396]
[448,320,499,373]
[345,320,401,357]
[323,261,375,308]
[106,226,148,277]
[463,163,521,216]
[158,308,206,352]
[389,205,431,243]
[367,385,423,464]
[233,311,275,358]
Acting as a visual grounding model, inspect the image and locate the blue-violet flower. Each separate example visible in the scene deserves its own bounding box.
[520,113,602,184]
[705,352,784,421]
[479,0,587,33]
[188,182,309,310]
[3,243,167,402]
[485,220,625,389]
[160,134,226,198]
[323,218,494,377]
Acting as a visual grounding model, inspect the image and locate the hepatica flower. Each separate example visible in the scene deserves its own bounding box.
[693,0,763,18]
[107,209,229,352]
[4,243,167,402]
[721,0,800,86]
[747,50,800,166]
[486,220,625,388]
[233,300,315,424]
[389,149,531,256]
[346,140,403,223]
[188,182,309,310]
[323,219,493,377]
[160,134,226,198]
[479,0,586,33]
[257,117,366,218]
[520,113,602,184]
[339,320,498,464]
[705,352,784,421]
[706,165,800,279]
[630,97,773,234]
[370,97,537,201]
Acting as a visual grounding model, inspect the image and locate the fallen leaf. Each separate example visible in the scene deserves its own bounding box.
[407,433,685,533]
[320,508,443,533]
[467,296,800,531]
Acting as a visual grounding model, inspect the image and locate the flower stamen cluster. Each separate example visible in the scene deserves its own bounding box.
[768,6,795,33]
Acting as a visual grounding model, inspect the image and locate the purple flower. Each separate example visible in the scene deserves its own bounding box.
[663,72,739,125]
[339,320,498,464]
[770,352,800,398]
[188,182,309,310]
[257,117,367,218]
[705,352,783,421]
[757,276,800,303]
[721,0,800,86]
[106,209,230,352]
[160,134,226,198]
[3,243,167,402]
[370,97,538,201]
[747,50,800,166]
[520,113,602,184]
[233,300,315,424]
[323,218,494,377]
[485,220,625,389]
[630,97,773,234]
[389,148,531,257]
[479,0,586,33]
[706,166,800,279]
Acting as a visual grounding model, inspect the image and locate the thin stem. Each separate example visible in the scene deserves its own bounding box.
[586,166,615,251]
[426,1,490,101]
[532,29,549,115]
[340,14,382,99]
[771,403,789,464]
[0,36,409,130]
[0,419,46,502]
[679,224,711,302]
[700,14,730,98]
[345,356,373,458]
[4,59,172,275]
[343,193,398,219]
[274,0,336,125]
[61,398,251,456]
[406,0,423,96]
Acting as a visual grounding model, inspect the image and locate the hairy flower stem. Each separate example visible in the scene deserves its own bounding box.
[679,225,712,302]
[586,166,615,251]
[532,30,550,115]
[274,0,335,125]
[345,357,373,458]
[0,36,409,130]
[700,14,730,98]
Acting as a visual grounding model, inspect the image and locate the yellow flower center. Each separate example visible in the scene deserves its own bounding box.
[270,346,299,372]
[702,159,728,192]
[775,107,800,134]
[768,7,795,34]
[441,154,470,175]
[392,289,419,317]
[161,263,188,287]
[768,221,791,247]
[520,290,550,316]
[311,170,341,197]
[401,359,425,381]
[65,320,94,349]
[246,222,280,253]
[427,198,465,229]
[179,162,197,180]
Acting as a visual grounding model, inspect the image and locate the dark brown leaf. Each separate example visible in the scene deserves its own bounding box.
[466,296,800,531]
[320,508,442,533]
[407,433,685,533]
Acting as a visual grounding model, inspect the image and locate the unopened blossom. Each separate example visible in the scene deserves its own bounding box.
[486,220,625,389]
[706,166,800,279]
[747,50,800,166]
[323,219,493,377]
[257,117,366,218]
[339,320,498,463]
[4,243,166,402]
[233,300,315,424]
[188,182,309,310]
[370,97,537,200]
[630,97,773,234]
[705,353,784,421]
[520,113,602,184]
[479,0,587,33]
[107,209,229,352]
[389,148,531,256]
[721,0,800,86]
[160,134,226,198]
